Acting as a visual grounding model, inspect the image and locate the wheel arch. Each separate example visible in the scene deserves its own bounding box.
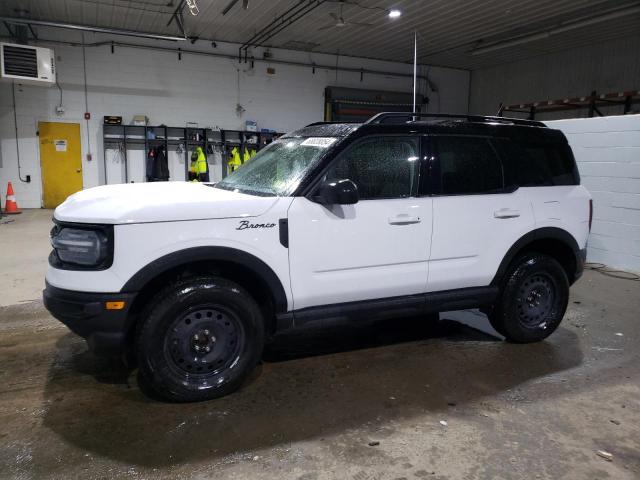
[491,227,582,286]
[122,247,288,340]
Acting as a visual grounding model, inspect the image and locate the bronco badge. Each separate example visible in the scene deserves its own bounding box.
[236,220,276,231]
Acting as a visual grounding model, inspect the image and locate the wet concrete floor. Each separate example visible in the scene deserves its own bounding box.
[1,270,639,479]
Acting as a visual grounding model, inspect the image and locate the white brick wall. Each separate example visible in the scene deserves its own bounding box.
[546,115,640,272]
[0,29,470,208]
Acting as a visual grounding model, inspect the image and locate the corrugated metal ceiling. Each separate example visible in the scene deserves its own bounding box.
[1,0,639,69]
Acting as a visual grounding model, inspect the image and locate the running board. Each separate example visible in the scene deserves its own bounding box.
[276,286,500,331]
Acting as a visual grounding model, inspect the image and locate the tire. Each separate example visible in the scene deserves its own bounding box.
[488,253,569,343]
[136,276,264,402]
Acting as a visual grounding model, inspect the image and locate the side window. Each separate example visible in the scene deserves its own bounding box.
[434,136,504,195]
[500,140,579,187]
[325,136,420,200]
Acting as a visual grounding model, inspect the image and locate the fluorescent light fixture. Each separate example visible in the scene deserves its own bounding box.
[472,4,640,55]
[0,16,187,41]
[388,9,402,18]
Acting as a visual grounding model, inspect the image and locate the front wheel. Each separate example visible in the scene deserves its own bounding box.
[489,253,569,343]
[136,276,264,402]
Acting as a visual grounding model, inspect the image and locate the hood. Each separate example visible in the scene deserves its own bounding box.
[54,182,279,224]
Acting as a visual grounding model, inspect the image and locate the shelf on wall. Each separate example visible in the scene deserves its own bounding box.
[498,89,640,120]
[102,124,283,184]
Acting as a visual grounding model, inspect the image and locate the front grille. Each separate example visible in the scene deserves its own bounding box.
[3,45,38,78]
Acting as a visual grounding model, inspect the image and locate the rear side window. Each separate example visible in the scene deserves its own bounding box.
[499,140,579,187]
[433,136,504,195]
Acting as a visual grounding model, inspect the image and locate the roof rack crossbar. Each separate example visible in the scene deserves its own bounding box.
[365,112,546,127]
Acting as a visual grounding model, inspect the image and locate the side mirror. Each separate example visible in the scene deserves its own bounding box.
[313,179,359,205]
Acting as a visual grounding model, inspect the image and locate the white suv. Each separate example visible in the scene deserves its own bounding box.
[44,113,592,402]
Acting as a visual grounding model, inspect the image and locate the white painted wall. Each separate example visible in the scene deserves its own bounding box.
[546,115,640,272]
[0,29,470,208]
[470,34,640,119]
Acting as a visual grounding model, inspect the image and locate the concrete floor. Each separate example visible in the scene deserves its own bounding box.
[1,212,639,479]
[0,209,53,307]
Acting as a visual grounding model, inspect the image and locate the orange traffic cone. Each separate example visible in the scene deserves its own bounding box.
[3,182,22,214]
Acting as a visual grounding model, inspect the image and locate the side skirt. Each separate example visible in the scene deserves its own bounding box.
[275,286,499,331]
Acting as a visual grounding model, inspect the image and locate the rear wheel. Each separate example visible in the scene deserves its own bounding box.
[136,276,264,402]
[489,253,569,343]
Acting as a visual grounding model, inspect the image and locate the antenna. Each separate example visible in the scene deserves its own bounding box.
[412,31,417,117]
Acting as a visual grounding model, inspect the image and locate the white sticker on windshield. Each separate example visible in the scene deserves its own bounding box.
[301,137,337,148]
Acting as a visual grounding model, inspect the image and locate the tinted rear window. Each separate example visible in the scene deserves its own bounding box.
[434,136,504,195]
[499,140,579,187]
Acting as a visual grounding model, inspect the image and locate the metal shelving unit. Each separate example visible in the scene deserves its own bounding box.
[102,124,146,184]
[498,89,640,120]
[185,124,206,181]
[102,124,282,184]
[222,130,243,179]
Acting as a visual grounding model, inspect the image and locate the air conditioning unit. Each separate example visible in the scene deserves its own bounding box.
[0,42,55,86]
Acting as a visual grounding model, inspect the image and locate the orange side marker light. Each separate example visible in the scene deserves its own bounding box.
[105,301,126,310]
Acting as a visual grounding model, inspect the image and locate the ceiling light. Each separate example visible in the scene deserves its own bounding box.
[186,0,199,15]
[388,9,401,19]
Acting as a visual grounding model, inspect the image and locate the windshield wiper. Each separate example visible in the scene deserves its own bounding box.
[214,183,277,197]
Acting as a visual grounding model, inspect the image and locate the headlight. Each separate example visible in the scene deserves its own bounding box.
[50,227,109,267]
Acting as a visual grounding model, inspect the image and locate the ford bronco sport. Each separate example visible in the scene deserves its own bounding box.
[44,113,591,402]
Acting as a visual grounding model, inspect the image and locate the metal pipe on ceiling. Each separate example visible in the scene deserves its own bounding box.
[13,36,427,81]
[242,0,314,47]
[248,0,322,46]
[248,1,326,50]
[0,16,187,42]
[222,0,239,16]
[239,0,326,56]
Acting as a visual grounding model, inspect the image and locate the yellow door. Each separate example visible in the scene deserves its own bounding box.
[39,122,83,208]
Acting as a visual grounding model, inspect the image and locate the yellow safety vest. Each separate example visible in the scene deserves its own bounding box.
[228,146,242,173]
[189,147,208,181]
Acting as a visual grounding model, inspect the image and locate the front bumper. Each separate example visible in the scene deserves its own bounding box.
[43,281,136,355]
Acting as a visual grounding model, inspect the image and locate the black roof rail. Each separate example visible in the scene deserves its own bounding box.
[365,112,546,128]
[305,121,361,127]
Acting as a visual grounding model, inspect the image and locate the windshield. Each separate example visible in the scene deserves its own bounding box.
[215,137,338,196]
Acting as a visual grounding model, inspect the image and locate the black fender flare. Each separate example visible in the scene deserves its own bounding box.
[121,246,288,313]
[490,227,581,286]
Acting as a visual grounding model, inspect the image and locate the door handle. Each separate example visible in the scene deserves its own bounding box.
[76,169,82,173]
[494,208,520,219]
[388,214,421,225]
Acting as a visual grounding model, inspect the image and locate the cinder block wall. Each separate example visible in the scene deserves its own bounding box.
[546,115,640,272]
[0,29,470,208]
